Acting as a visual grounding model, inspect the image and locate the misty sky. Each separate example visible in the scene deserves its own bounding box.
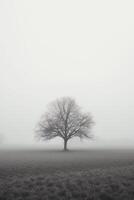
[0,0,134,149]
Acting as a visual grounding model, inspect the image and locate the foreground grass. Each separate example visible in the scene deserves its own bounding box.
[0,150,134,200]
[0,165,134,200]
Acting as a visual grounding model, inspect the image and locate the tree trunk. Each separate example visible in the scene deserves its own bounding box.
[64,139,68,151]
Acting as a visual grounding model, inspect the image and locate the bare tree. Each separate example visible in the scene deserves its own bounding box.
[36,97,94,151]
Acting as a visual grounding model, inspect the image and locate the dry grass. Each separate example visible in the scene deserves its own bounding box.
[0,149,134,200]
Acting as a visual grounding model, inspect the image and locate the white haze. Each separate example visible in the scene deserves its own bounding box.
[0,0,134,149]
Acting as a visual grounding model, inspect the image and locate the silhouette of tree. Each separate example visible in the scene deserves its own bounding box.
[36,97,94,151]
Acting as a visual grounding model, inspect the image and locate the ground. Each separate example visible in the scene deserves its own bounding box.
[0,149,134,200]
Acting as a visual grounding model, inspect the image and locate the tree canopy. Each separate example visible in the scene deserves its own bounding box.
[36,97,94,150]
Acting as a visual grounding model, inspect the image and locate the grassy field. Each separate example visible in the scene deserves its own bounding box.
[0,149,134,200]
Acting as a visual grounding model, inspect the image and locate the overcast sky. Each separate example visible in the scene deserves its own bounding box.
[0,0,134,149]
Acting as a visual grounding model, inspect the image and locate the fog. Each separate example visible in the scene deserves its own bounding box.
[0,0,134,149]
